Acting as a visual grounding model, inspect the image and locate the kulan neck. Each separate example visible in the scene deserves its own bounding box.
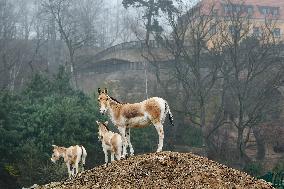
[108,97,122,111]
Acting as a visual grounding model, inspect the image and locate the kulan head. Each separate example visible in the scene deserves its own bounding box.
[97,88,109,115]
[50,145,61,163]
[96,120,109,140]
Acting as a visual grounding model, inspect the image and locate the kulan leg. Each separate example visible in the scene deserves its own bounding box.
[66,163,72,178]
[71,164,77,177]
[115,138,122,160]
[81,161,85,172]
[126,128,134,156]
[154,123,164,152]
[74,162,79,175]
[118,127,128,158]
[72,166,76,177]
[81,147,87,171]
[111,152,114,162]
[103,149,108,164]
[115,152,121,161]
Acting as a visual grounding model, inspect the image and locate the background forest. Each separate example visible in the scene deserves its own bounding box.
[0,67,164,188]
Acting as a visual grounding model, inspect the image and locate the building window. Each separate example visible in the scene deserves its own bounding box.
[212,9,218,16]
[209,24,217,35]
[234,5,241,13]
[273,8,280,16]
[247,6,253,15]
[223,4,236,14]
[223,3,254,16]
[229,25,234,34]
[224,5,230,14]
[273,28,281,38]
[260,7,268,14]
[252,27,261,37]
[229,25,240,37]
[259,6,280,16]
[224,16,231,21]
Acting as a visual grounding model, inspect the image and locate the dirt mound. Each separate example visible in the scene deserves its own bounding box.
[37,151,273,189]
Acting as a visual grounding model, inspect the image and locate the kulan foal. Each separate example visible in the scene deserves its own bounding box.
[97,88,174,157]
[96,121,122,163]
[50,145,87,178]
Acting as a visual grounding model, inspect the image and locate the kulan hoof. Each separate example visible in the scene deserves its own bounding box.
[121,154,130,160]
[103,163,109,167]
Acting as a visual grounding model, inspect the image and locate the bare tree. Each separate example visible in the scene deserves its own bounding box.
[122,0,177,99]
[217,2,284,165]
[0,0,24,90]
[149,1,224,150]
[0,0,53,91]
[141,0,284,167]
[42,0,102,88]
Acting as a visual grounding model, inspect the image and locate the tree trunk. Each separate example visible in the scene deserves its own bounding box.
[200,105,207,147]
[236,127,251,166]
[69,49,78,89]
[253,127,266,160]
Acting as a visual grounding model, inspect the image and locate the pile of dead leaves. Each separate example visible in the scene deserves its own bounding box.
[37,151,273,189]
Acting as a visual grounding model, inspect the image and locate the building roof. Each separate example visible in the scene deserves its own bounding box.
[197,0,284,20]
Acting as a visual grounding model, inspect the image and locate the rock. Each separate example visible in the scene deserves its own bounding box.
[22,184,39,189]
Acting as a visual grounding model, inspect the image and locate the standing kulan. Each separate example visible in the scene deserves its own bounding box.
[97,88,174,157]
[96,120,122,163]
[50,145,87,177]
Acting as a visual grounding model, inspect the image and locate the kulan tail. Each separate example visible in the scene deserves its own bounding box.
[165,102,174,126]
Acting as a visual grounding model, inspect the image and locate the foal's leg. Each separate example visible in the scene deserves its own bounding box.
[70,164,76,177]
[110,152,115,162]
[72,166,76,177]
[115,152,121,161]
[74,160,80,175]
[126,128,134,156]
[81,148,86,171]
[81,159,85,172]
[103,148,108,164]
[118,127,128,158]
[153,122,164,152]
[115,139,122,160]
[66,163,72,178]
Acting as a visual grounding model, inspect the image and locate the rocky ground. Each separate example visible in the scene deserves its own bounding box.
[36,151,274,189]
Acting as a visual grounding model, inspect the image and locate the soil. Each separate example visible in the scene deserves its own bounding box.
[36,151,274,189]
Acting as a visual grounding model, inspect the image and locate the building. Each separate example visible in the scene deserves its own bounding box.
[189,0,284,48]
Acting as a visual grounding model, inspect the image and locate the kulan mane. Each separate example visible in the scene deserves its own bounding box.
[109,96,124,104]
[102,122,110,131]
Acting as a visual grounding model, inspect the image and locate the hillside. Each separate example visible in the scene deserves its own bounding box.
[36,151,273,189]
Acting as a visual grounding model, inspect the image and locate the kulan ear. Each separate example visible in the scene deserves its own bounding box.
[96,121,100,125]
[98,88,101,94]
[104,88,108,94]
[104,121,108,125]
[52,145,57,148]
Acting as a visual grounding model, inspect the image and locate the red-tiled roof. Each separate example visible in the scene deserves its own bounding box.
[198,0,284,20]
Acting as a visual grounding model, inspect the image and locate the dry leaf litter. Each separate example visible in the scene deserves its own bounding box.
[36,151,274,189]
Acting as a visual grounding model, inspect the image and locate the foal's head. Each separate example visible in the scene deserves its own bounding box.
[50,145,64,163]
[96,121,109,141]
[97,88,109,115]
